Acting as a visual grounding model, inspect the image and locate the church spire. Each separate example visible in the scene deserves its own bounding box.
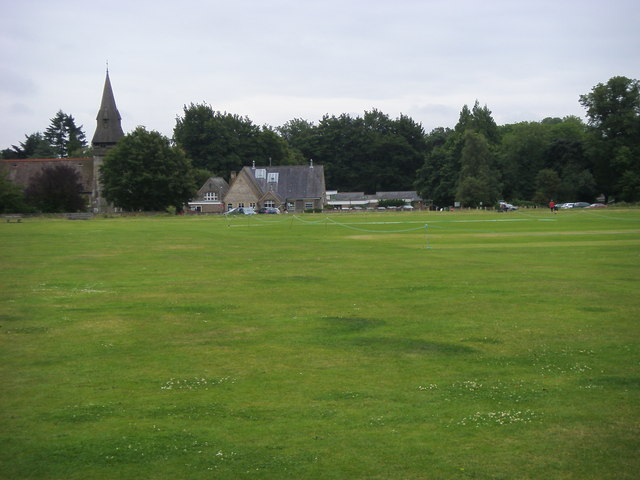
[91,69,124,149]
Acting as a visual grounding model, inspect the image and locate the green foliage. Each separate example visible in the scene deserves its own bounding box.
[1,211,639,479]
[100,127,196,211]
[24,164,86,212]
[456,130,500,207]
[497,121,549,200]
[280,109,427,193]
[533,168,561,204]
[173,103,296,178]
[6,132,56,159]
[192,168,215,190]
[0,166,30,213]
[416,103,501,207]
[456,100,500,144]
[44,110,87,158]
[580,76,640,202]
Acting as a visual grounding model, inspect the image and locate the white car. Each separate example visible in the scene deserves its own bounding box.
[224,207,256,215]
[499,202,518,211]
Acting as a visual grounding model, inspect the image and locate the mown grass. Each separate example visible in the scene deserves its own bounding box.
[1,208,639,479]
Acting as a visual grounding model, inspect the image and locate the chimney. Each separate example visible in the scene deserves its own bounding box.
[309,159,314,168]
[230,171,236,181]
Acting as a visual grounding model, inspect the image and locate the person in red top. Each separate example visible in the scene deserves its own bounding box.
[549,200,556,213]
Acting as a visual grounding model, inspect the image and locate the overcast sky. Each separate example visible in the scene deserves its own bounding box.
[1,0,639,150]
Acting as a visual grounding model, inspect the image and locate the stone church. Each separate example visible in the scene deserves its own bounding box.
[2,70,124,213]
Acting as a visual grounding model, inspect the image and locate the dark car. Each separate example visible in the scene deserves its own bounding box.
[258,207,280,214]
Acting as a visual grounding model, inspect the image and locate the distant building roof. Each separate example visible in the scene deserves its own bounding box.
[375,191,422,201]
[331,191,422,201]
[244,165,326,200]
[333,192,366,201]
[1,157,94,193]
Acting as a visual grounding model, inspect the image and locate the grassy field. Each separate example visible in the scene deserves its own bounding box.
[1,208,639,479]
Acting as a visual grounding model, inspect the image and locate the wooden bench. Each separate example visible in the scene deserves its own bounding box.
[4,215,23,223]
[64,212,93,220]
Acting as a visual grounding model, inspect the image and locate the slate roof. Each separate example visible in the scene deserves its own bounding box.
[195,176,229,200]
[332,191,422,201]
[2,157,94,193]
[243,165,326,200]
[375,191,422,201]
[91,71,124,147]
[333,192,366,201]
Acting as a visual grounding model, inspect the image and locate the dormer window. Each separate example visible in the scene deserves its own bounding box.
[255,169,266,179]
[267,172,279,183]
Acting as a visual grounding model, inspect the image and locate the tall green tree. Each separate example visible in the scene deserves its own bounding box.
[497,121,549,200]
[44,110,87,158]
[100,127,196,211]
[414,128,456,207]
[456,130,500,207]
[456,101,500,144]
[532,168,561,204]
[415,102,498,207]
[579,76,640,202]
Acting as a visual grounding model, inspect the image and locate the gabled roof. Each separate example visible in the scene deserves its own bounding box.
[195,176,229,199]
[242,165,325,200]
[91,70,124,147]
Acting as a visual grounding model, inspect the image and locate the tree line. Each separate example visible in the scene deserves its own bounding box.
[1,76,639,213]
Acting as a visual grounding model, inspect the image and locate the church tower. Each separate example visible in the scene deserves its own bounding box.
[91,69,124,212]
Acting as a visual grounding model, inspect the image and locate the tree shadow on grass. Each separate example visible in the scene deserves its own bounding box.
[348,336,476,355]
[316,316,475,355]
[320,316,386,334]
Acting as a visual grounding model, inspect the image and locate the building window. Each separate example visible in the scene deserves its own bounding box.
[227,204,233,210]
[267,172,279,183]
[305,202,314,210]
[249,202,256,208]
[255,169,266,179]
[204,192,218,201]
[265,200,275,208]
[238,202,245,208]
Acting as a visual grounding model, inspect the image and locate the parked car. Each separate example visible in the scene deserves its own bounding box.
[258,207,280,214]
[573,202,590,208]
[586,203,607,208]
[498,201,518,211]
[558,203,574,209]
[224,207,256,215]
